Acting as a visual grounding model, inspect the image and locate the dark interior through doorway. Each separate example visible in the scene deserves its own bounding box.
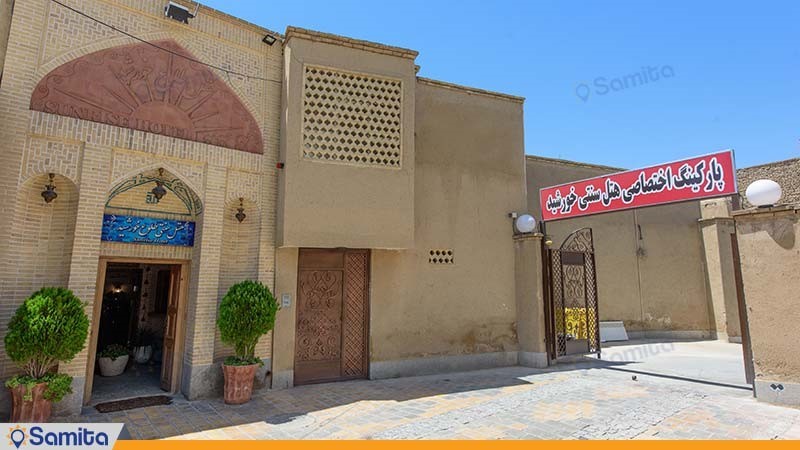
[91,262,174,404]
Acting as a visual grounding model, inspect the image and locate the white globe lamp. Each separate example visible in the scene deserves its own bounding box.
[745,179,782,207]
[515,214,537,234]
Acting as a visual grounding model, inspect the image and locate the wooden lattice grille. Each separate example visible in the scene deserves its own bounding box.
[302,65,402,168]
[342,251,368,377]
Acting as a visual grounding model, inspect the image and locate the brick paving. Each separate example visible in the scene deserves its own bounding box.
[57,363,800,440]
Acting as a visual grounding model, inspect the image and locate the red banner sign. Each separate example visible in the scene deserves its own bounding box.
[539,150,737,221]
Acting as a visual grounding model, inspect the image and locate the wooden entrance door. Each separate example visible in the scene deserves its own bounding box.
[295,249,369,385]
[160,265,181,390]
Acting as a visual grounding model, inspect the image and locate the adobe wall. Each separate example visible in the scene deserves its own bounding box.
[526,156,715,337]
[734,206,800,406]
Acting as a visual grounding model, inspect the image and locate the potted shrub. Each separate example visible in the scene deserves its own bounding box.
[4,287,89,422]
[132,329,156,364]
[97,344,129,377]
[217,280,278,404]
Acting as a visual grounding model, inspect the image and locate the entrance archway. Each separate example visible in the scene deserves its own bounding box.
[544,228,601,360]
[83,167,201,405]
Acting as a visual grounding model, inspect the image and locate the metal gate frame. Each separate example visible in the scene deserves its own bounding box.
[545,227,601,360]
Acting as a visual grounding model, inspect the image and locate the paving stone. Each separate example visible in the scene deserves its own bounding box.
[55,365,800,440]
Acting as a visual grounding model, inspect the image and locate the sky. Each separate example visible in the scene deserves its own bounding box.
[201,0,799,170]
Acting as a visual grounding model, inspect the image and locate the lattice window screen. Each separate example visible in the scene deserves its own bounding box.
[302,65,402,168]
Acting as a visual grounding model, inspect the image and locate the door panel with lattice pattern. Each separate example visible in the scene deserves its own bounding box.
[295,249,369,385]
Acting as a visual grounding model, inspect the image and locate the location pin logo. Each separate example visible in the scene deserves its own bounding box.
[575,83,591,102]
[10,428,25,449]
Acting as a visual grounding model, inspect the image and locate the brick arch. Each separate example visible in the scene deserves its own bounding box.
[8,173,80,300]
[21,170,80,191]
[30,39,264,154]
[107,166,204,218]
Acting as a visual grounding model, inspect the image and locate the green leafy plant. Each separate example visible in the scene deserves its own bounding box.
[217,280,278,365]
[98,344,129,360]
[4,287,89,403]
[5,373,72,402]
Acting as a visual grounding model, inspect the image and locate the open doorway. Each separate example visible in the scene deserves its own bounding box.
[86,260,186,405]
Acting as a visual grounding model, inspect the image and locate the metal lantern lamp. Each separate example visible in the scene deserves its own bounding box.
[235,197,247,223]
[745,179,782,208]
[41,173,58,203]
[151,168,167,201]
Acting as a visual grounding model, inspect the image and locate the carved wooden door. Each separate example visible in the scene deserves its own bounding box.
[160,265,181,391]
[295,249,369,385]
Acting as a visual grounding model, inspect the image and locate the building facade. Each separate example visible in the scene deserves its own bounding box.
[0,0,528,415]
[1,0,797,417]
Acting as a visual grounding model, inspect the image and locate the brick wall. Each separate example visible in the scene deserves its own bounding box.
[0,0,281,410]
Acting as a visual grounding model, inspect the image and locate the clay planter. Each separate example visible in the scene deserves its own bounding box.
[9,382,52,422]
[98,355,129,377]
[222,363,258,405]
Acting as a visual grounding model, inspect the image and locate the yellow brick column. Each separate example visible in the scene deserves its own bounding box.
[182,165,226,399]
[60,143,112,415]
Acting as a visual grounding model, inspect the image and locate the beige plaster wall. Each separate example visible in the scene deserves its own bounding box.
[276,28,417,249]
[699,198,741,339]
[525,156,714,335]
[368,79,526,363]
[734,207,800,384]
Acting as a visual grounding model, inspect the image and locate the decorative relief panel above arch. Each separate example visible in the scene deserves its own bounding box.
[30,39,264,154]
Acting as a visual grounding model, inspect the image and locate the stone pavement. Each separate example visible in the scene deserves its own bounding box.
[56,362,800,440]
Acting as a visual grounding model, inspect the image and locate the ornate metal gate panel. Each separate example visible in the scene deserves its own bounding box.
[546,228,600,359]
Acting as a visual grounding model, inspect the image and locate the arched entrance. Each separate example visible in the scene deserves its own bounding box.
[84,167,201,406]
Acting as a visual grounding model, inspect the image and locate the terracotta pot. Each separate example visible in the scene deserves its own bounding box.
[98,355,129,377]
[222,363,258,405]
[9,382,52,422]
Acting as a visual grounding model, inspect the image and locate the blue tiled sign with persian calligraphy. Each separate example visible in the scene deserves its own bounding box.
[101,214,195,246]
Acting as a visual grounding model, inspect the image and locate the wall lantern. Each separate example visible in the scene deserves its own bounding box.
[745,179,782,208]
[151,168,167,201]
[235,197,247,223]
[515,214,537,234]
[41,173,58,203]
